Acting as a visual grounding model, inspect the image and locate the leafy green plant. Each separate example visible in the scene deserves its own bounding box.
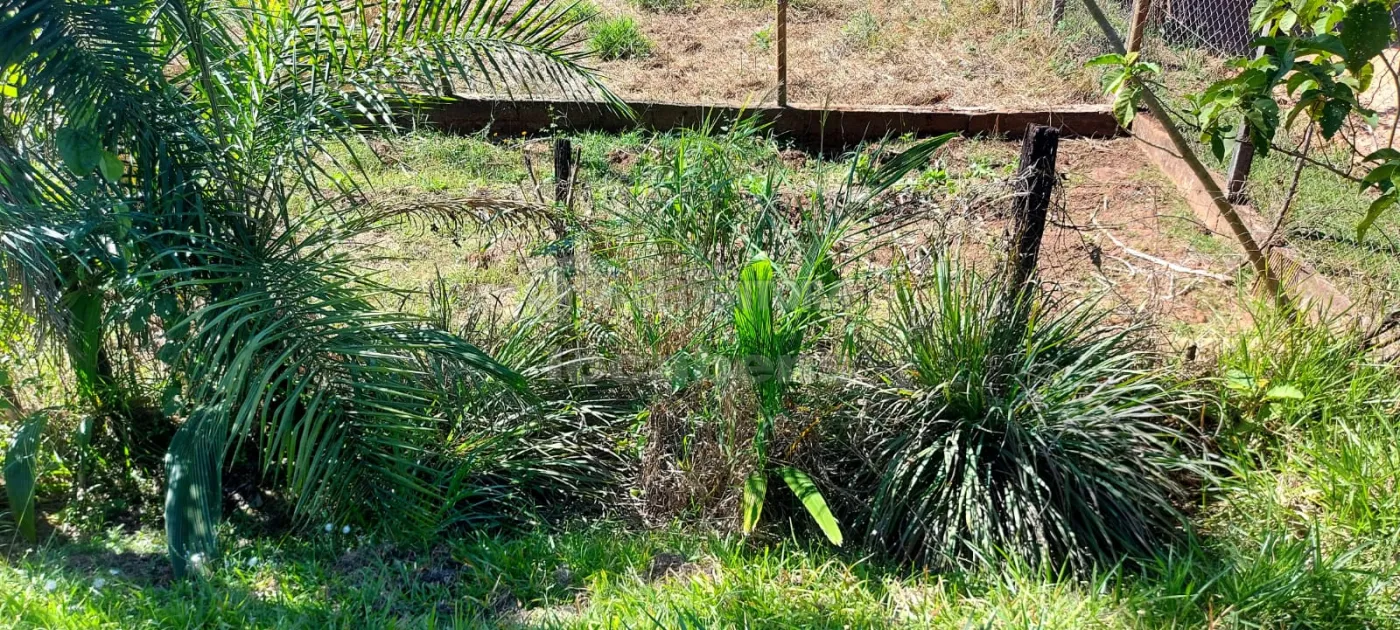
[854,261,1201,568]
[752,26,774,51]
[1087,52,1161,126]
[733,255,843,545]
[1167,0,1399,239]
[727,135,955,545]
[428,285,637,527]
[589,16,654,60]
[1215,304,1386,437]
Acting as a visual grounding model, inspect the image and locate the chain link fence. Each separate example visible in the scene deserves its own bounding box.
[1116,0,1254,57]
[1113,0,1400,58]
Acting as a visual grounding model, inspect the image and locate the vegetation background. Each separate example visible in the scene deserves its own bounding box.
[0,0,1398,628]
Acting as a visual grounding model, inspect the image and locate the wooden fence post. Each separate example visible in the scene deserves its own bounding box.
[777,0,788,107]
[1008,124,1060,289]
[1127,0,1153,54]
[554,138,574,208]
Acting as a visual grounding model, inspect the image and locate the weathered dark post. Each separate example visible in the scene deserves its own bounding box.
[552,139,578,359]
[777,0,788,107]
[1008,125,1060,289]
[554,138,574,206]
[1226,46,1266,204]
[1050,0,1066,30]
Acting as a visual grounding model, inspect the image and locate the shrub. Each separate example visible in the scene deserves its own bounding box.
[853,262,1202,569]
[589,16,654,61]
[1214,307,1400,541]
[1215,306,1388,437]
[752,26,773,52]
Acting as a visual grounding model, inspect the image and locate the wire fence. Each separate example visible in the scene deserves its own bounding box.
[1113,0,1253,57]
[1113,0,1400,58]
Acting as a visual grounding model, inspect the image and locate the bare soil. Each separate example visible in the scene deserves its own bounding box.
[1044,138,1243,331]
[920,137,1249,349]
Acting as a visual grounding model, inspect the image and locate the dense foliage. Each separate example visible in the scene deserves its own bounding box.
[1,4,1397,628]
[0,0,615,573]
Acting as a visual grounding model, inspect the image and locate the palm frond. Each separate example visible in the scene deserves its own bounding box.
[146,219,522,529]
[2,0,610,574]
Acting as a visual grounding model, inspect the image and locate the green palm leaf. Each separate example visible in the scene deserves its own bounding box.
[780,466,843,546]
[4,413,47,542]
[741,470,768,535]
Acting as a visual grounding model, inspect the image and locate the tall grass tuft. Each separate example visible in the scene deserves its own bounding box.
[588,16,653,60]
[853,261,1202,569]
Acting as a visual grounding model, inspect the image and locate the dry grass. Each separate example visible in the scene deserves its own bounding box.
[582,0,1110,107]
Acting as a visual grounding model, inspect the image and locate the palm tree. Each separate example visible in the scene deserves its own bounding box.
[0,0,617,574]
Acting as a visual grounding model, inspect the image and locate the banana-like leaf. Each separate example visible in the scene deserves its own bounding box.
[741,471,768,535]
[736,255,785,417]
[164,410,226,577]
[4,413,47,542]
[780,466,843,546]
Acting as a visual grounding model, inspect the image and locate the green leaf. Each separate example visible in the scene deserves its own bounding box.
[780,466,843,546]
[1264,384,1305,401]
[736,256,780,413]
[1250,2,1277,33]
[64,287,105,404]
[1085,53,1126,67]
[4,413,47,542]
[1296,34,1349,60]
[165,410,225,577]
[1358,190,1397,241]
[1318,98,1350,139]
[55,127,103,178]
[1364,148,1400,163]
[98,150,124,183]
[1340,1,1392,74]
[1363,162,1400,187]
[1101,67,1127,96]
[1224,368,1256,392]
[741,471,768,535]
[1112,86,1138,127]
